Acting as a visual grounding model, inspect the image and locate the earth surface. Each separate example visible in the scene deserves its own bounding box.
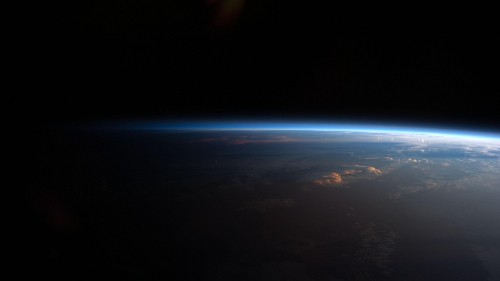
[32,127,500,281]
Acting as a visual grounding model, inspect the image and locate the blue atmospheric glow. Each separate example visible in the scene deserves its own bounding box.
[98,120,500,142]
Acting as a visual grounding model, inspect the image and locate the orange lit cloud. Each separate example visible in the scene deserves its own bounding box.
[314,172,343,186]
[314,165,383,187]
[367,166,383,175]
[353,165,383,175]
[342,169,363,175]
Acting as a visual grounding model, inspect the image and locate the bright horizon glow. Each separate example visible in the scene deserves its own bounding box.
[97,120,500,142]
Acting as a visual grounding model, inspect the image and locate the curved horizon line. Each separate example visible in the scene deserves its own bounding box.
[93,120,500,142]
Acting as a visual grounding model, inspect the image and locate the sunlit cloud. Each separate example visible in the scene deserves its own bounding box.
[314,165,384,187]
[342,169,363,175]
[353,165,383,175]
[314,172,343,186]
[367,166,383,175]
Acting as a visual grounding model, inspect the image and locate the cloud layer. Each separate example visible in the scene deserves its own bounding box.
[314,165,384,187]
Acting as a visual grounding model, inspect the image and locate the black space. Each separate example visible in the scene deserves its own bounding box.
[28,2,499,130]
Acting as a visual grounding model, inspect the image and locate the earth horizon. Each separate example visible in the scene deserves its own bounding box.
[30,123,500,281]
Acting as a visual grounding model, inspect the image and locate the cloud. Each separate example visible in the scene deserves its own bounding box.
[353,165,384,175]
[367,166,383,175]
[388,179,441,200]
[314,165,383,187]
[314,172,343,186]
[342,169,363,175]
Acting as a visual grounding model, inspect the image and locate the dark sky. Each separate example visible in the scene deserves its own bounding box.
[30,1,500,130]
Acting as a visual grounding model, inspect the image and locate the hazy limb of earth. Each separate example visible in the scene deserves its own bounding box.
[44,126,500,281]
